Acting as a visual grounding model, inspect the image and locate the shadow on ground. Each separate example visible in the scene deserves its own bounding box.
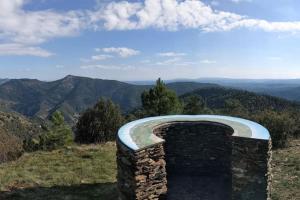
[167,175,231,200]
[0,182,118,200]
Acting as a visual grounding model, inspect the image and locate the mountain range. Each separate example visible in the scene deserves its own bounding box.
[129,78,300,102]
[0,75,216,123]
[1,75,300,125]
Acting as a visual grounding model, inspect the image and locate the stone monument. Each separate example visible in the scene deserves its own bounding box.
[117,115,272,200]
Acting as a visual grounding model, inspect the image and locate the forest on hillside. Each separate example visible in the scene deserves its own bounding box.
[1,78,300,164]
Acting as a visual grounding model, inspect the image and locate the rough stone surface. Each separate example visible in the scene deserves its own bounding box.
[155,122,233,176]
[117,121,272,200]
[231,137,271,200]
[117,139,167,200]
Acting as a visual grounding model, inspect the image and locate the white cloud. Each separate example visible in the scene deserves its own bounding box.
[200,59,217,64]
[91,0,243,31]
[80,64,135,70]
[101,47,140,57]
[3,0,300,44]
[157,52,186,57]
[91,0,300,33]
[231,0,252,3]
[156,57,181,65]
[0,0,84,45]
[173,61,195,66]
[156,57,194,66]
[91,54,113,61]
[156,51,191,66]
[0,0,84,57]
[81,47,137,63]
[3,0,300,58]
[0,43,53,57]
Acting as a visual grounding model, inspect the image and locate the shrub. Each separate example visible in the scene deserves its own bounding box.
[254,110,294,148]
[75,98,124,143]
[0,132,23,163]
[23,111,72,151]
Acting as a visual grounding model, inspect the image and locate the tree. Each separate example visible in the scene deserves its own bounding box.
[254,110,295,148]
[222,99,249,118]
[141,78,182,116]
[23,111,73,151]
[51,111,65,126]
[75,98,124,143]
[183,95,208,115]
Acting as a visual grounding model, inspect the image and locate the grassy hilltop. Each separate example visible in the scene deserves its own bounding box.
[0,141,299,200]
[0,143,117,200]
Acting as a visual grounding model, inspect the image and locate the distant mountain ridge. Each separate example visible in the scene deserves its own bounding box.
[133,77,300,102]
[263,86,300,102]
[180,86,299,113]
[0,79,9,85]
[0,75,217,123]
[193,78,300,102]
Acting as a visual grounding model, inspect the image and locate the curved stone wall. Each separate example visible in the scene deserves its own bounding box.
[117,115,272,200]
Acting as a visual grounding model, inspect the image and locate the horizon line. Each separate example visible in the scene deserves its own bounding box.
[2,75,300,82]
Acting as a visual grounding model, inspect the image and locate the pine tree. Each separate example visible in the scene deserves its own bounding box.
[141,78,182,116]
[183,95,207,114]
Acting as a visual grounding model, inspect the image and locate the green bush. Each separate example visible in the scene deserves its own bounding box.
[75,98,124,144]
[254,110,295,148]
[23,111,73,151]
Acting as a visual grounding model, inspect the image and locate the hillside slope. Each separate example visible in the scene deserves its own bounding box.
[0,79,9,85]
[0,111,42,163]
[0,76,216,123]
[180,86,300,113]
[259,86,300,102]
[166,78,300,102]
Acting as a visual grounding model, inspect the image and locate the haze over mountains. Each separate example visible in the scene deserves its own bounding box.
[129,78,300,102]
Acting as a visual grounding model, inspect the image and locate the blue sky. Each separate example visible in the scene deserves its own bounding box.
[1,0,300,81]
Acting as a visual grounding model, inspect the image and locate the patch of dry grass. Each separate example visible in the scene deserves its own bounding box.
[271,139,300,200]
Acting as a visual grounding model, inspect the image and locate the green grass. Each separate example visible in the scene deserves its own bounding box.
[0,143,117,200]
[0,141,299,200]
